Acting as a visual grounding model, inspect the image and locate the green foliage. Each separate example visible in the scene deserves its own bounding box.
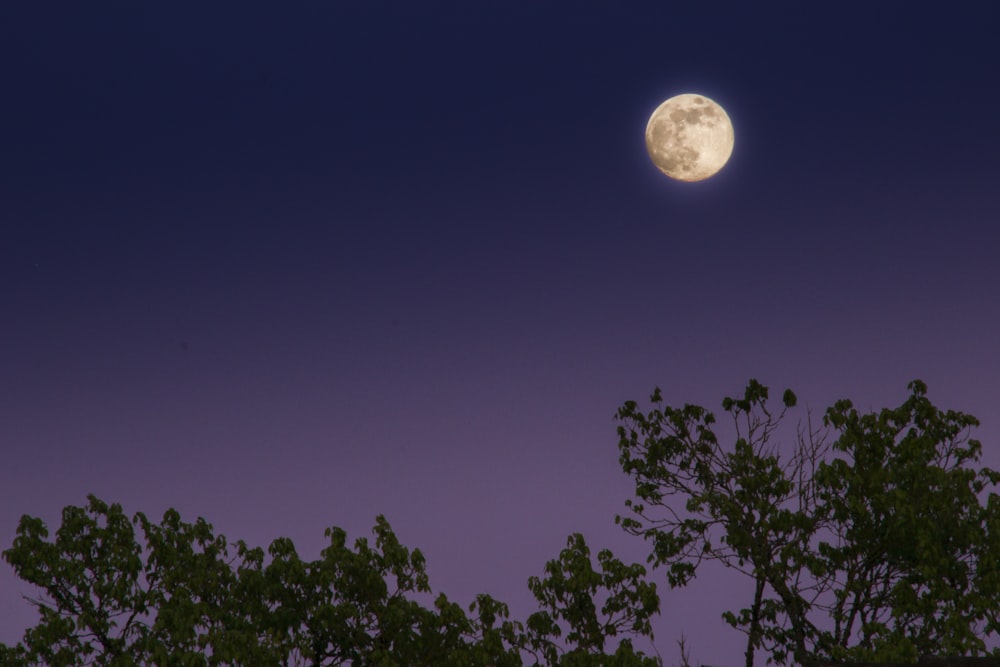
[3,496,152,665]
[813,380,1000,662]
[2,499,661,666]
[14,378,988,667]
[616,379,1000,665]
[524,533,661,666]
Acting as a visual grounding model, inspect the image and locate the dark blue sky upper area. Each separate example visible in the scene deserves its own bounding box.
[5,3,998,217]
[2,2,999,661]
[5,2,997,370]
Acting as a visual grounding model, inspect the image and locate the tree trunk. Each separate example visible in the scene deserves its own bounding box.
[745,575,766,667]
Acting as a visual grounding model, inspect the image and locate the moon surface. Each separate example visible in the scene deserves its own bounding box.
[645,94,734,182]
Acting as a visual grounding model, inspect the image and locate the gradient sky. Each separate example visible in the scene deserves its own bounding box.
[3,3,999,663]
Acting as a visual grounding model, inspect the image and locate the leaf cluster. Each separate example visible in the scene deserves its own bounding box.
[615,379,1000,666]
[1,498,662,667]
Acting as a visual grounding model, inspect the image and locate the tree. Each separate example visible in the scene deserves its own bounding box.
[2,497,662,666]
[524,533,661,667]
[812,382,1000,661]
[615,379,1000,666]
[1,496,256,666]
[228,516,521,666]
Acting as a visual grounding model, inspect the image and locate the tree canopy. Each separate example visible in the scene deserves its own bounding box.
[616,379,1000,666]
[4,379,999,666]
[1,496,660,666]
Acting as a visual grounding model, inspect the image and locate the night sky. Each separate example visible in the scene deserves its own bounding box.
[3,3,999,663]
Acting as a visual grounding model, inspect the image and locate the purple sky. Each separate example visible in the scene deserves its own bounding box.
[3,3,999,663]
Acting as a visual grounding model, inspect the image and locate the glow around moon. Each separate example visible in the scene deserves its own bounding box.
[645,94,734,182]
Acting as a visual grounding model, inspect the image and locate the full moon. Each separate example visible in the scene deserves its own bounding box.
[645,93,734,182]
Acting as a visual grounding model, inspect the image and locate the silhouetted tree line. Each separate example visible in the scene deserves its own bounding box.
[3,380,999,666]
